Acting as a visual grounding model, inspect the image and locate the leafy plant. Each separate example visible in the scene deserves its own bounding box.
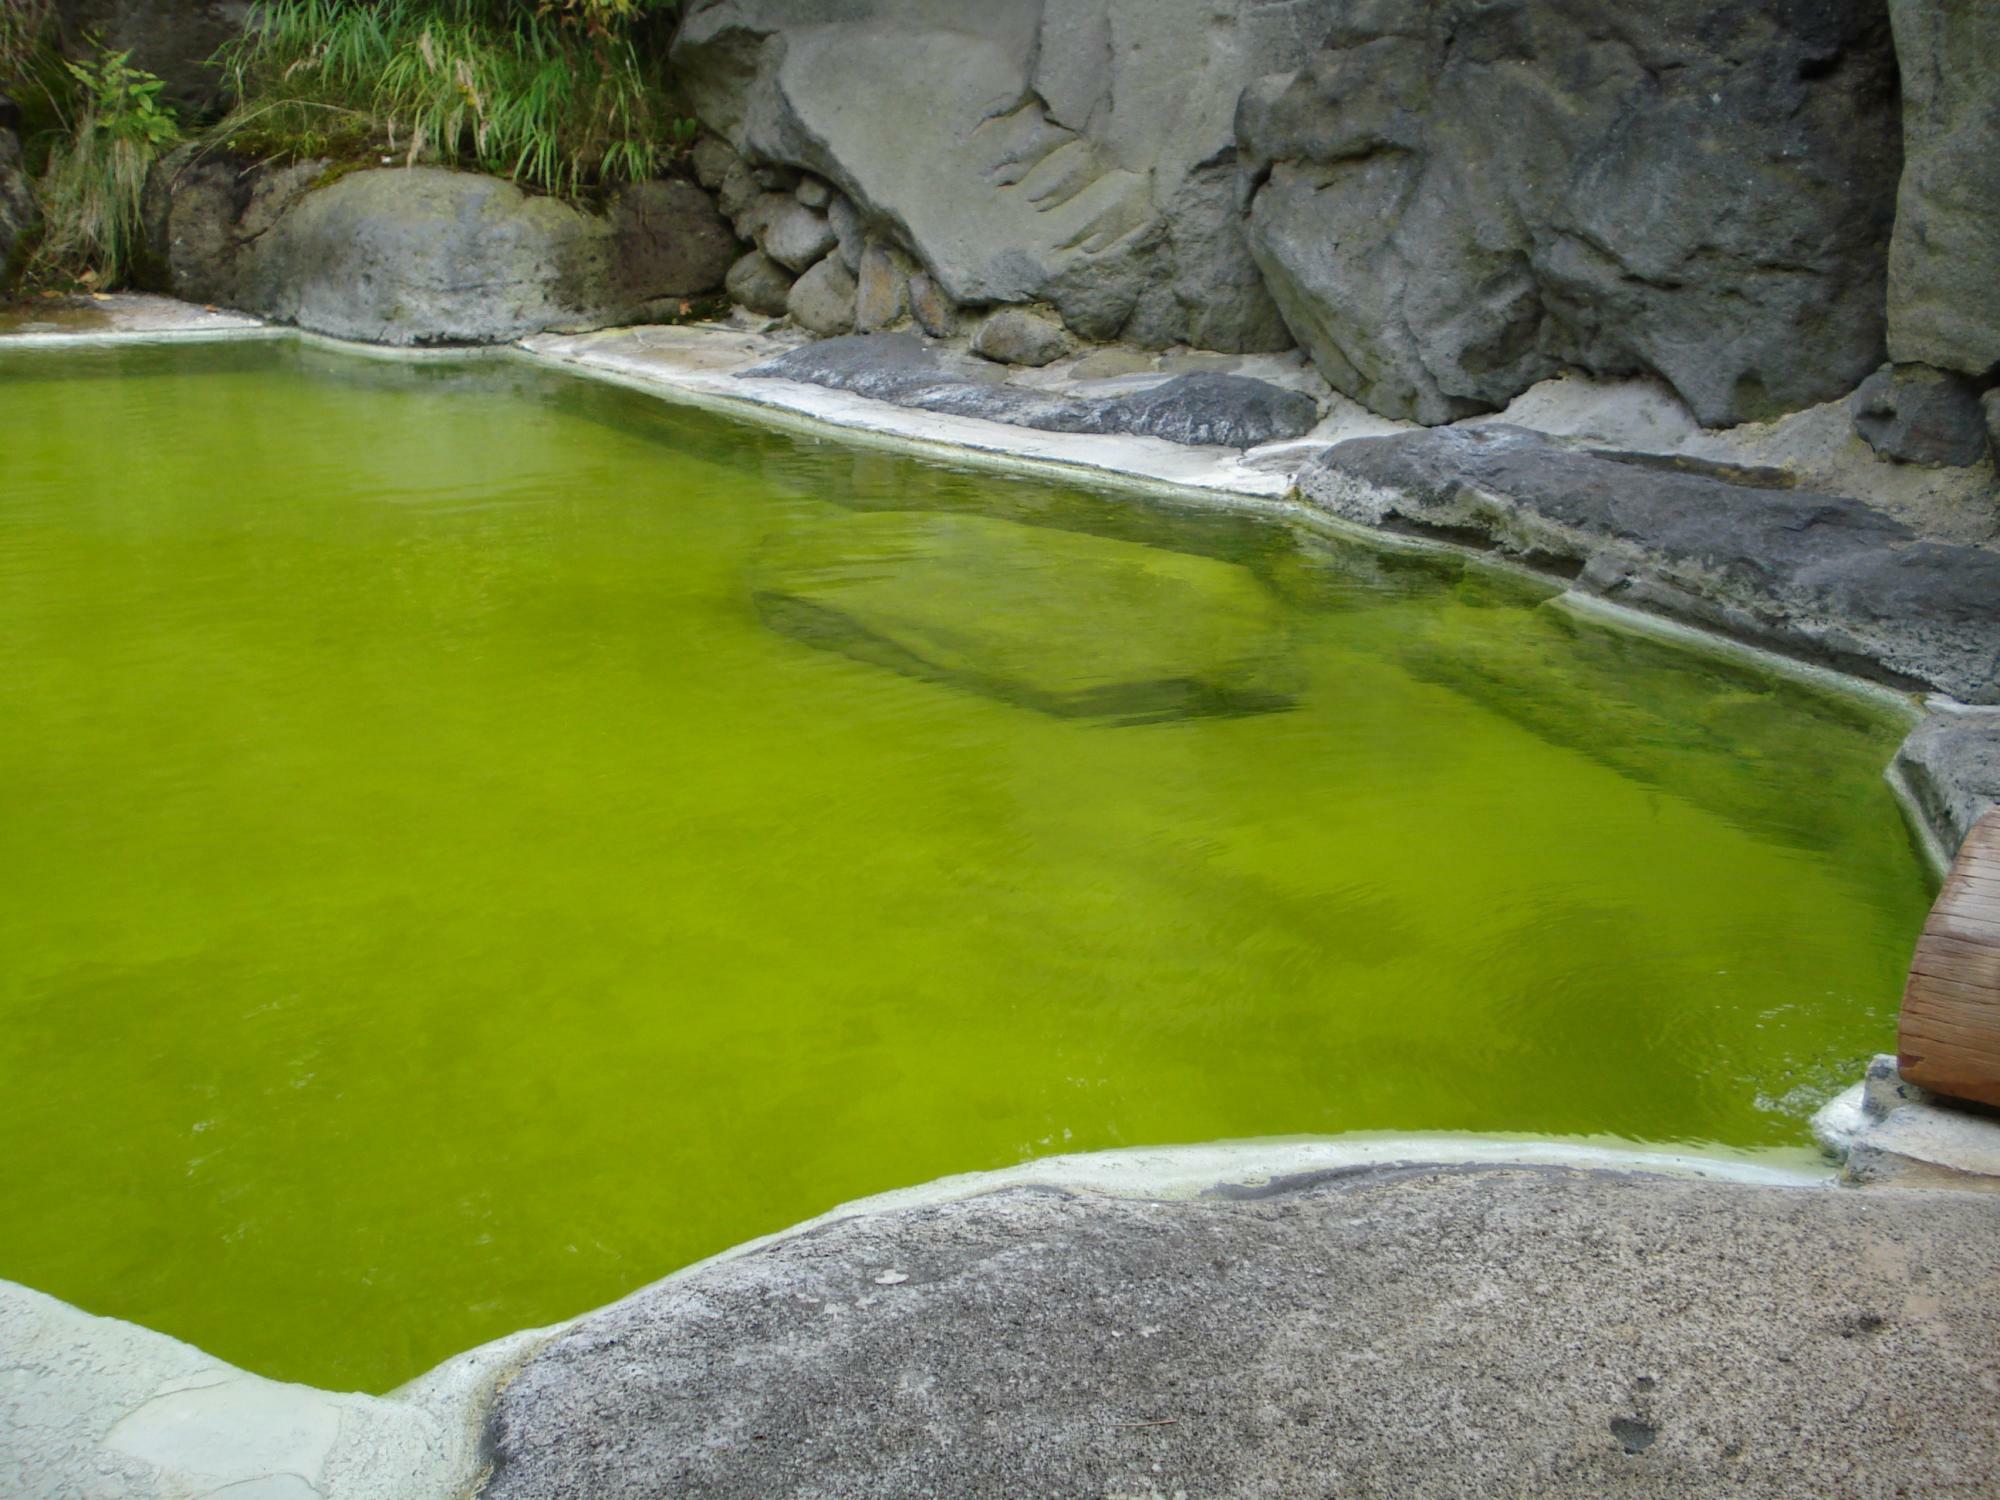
[1,0,56,83]
[26,48,182,287]
[217,0,689,198]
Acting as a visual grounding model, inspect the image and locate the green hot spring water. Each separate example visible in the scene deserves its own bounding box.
[0,340,1932,1390]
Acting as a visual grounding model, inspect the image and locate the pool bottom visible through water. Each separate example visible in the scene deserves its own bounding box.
[0,340,1932,1390]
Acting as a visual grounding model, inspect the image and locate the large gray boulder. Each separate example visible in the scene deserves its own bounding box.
[671,0,1324,352]
[1299,425,2000,704]
[141,162,735,345]
[1239,0,1903,428]
[1885,0,2000,377]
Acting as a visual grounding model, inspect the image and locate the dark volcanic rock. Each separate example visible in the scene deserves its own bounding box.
[481,1166,2000,1500]
[1894,713,2000,858]
[137,145,326,306]
[1238,0,1902,427]
[54,0,245,119]
[673,0,1322,353]
[1850,365,1992,468]
[743,334,1319,450]
[1885,0,2000,378]
[1298,425,2000,703]
[0,112,36,290]
[604,179,739,308]
[140,162,734,344]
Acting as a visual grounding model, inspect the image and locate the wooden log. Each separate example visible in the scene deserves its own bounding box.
[1900,808,2000,1107]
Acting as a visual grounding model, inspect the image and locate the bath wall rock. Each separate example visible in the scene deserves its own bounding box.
[1894,712,2000,860]
[1884,0,2000,380]
[671,0,1324,353]
[1237,0,1904,429]
[1850,364,1993,469]
[139,158,737,345]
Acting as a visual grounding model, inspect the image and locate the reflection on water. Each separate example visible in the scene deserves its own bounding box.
[0,340,1931,1390]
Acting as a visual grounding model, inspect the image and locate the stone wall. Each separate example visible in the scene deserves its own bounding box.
[1236,0,1902,429]
[679,0,1995,453]
[57,0,2000,464]
[671,0,1326,353]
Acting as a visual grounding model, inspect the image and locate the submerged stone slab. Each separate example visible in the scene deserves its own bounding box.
[742,334,1319,450]
[482,1164,2000,1499]
[1299,425,2000,704]
[752,509,1298,723]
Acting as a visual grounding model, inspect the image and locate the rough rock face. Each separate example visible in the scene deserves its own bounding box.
[137,146,327,306]
[745,334,1321,450]
[0,101,36,290]
[1893,713,2000,859]
[482,1167,2000,1500]
[140,161,735,344]
[1850,365,1992,468]
[53,0,247,119]
[1885,0,2000,377]
[1299,425,2000,704]
[1238,0,1903,427]
[673,0,1324,352]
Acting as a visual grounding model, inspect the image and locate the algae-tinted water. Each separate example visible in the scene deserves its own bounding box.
[0,340,1931,1390]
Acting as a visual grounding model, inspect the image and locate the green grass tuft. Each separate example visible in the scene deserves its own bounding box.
[216,0,691,199]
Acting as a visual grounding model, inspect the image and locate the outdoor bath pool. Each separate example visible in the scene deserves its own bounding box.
[0,340,1932,1390]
